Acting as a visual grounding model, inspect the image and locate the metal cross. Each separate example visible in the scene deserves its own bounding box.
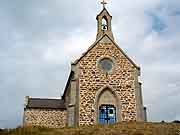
[101,0,107,8]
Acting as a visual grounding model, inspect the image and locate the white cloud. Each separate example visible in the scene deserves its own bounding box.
[43,30,95,64]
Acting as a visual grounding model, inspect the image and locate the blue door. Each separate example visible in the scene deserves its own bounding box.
[99,105,116,124]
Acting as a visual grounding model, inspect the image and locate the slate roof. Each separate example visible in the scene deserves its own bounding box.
[26,98,66,110]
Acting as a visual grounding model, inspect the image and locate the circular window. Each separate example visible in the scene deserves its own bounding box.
[99,58,114,72]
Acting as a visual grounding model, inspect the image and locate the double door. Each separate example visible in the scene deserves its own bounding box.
[99,104,116,124]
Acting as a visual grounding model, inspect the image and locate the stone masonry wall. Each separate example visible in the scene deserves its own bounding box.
[24,109,67,128]
[78,40,138,125]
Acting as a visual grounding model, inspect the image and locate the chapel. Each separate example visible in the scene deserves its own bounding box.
[23,1,147,128]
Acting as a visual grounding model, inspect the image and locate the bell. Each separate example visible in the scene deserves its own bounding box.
[102,24,107,30]
[103,25,107,30]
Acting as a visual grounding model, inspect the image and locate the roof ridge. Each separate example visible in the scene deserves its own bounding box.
[72,34,108,65]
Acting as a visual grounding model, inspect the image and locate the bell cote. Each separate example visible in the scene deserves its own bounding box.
[96,7,114,40]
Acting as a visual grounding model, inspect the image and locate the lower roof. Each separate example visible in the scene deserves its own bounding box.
[26,98,66,110]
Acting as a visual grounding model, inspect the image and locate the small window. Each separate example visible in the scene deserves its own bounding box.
[109,109,113,114]
[101,109,105,113]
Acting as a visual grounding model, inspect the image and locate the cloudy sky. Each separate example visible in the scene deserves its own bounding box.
[0,0,180,128]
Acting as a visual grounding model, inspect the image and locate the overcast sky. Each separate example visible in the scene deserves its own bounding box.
[0,0,180,128]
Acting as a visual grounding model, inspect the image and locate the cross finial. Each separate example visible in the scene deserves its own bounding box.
[101,0,107,9]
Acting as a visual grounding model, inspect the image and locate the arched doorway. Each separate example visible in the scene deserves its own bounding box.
[95,86,121,124]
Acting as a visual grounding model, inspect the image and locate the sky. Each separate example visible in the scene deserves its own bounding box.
[0,0,180,128]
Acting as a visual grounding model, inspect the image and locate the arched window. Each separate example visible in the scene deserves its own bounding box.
[102,17,108,30]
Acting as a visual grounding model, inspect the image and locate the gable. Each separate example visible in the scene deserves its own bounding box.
[96,8,112,19]
[77,34,140,124]
[73,34,140,70]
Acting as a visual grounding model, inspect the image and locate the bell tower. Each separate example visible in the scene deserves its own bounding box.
[96,0,114,40]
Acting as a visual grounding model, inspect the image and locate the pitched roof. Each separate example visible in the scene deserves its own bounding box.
[62,71,74,99]
[72,34,140,70]
[96,7,112,19]
[26,98,66,110]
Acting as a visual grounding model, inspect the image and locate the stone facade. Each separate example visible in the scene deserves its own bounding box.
[24,109,67,128]
[78,41,136,125]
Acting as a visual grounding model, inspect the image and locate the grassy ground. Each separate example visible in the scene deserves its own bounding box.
[1,122,180,135]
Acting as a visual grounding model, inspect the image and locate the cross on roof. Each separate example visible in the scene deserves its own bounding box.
[101,0,107,9]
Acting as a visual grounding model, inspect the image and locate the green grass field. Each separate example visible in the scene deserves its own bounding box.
[1,122,180,135]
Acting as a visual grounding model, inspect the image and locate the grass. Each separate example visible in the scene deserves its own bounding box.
[1,122,180,135]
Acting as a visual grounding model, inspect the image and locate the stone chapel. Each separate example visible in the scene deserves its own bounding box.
[23,2,147,128]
